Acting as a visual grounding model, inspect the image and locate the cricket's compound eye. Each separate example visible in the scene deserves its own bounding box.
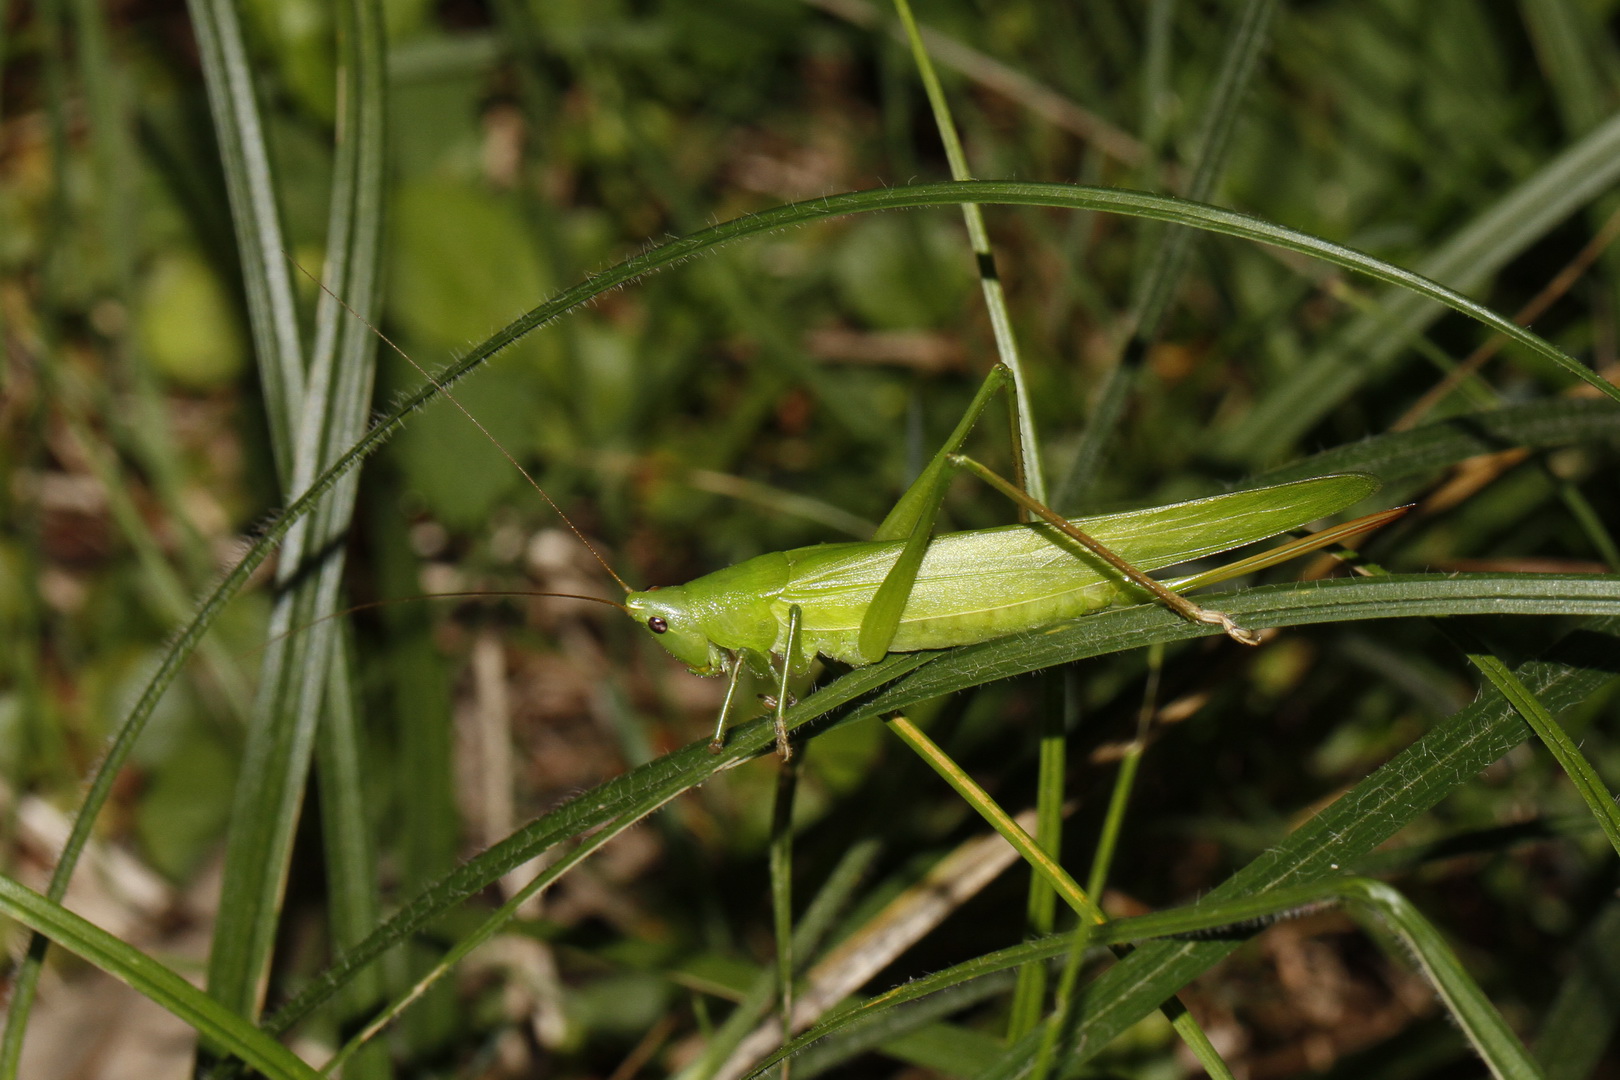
[647,616,669,634]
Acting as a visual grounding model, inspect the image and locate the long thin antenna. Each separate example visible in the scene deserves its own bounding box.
[291,256,635,594]
[250,590,631,657]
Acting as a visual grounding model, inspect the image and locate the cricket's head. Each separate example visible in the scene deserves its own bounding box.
[626,586,727,675]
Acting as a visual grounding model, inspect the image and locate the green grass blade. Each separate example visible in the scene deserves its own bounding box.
[0,12,69,1066]
[1457,635,1620,858]
[1085,652,1157,900]
[313,627,389,1080]
[1345,879,1542,1080]
[67,0,141,323]
[317,19,390,1029]
[885,715,1234,1080]
[1135,0,1277,337]
[258,594,1619,1037]
[839,577,1620,722]
[0,875,323,1080]
[262,739,784,1039]
[674,841,884,1080]
[204,0,388,1031]
[1558,479,1620,571]
[1005,675,1071,1041]
[319,787,666,1070]
[756,924,1160,1076]
[43,359,257,721]
[882,0,1071,996]
[182,0,307,485]
[796,980,1012,1078]
[1109,880,1539,1080]
[890,0,1044,503]
[885,716,1102,923]
[3,0,64,836]
[1063,0,1279,508]
[1140,0,1172,157]
[770,755,801,1075]
[749,930,1123,1074]
[805,0,1146,166]
[983,620,1619,1076]
[257,658,934,1037]
[549,59,877,445]
[1227,108,1620,462]
[356,178,1620,433]
[335,182,1617,525]
[4,0,321,1061]
[1521,0,1614,136]
[1245,398,1620,488]
[756,875,1541,1080]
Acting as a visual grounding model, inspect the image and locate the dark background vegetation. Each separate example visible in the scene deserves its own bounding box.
[2,0,1619,1077]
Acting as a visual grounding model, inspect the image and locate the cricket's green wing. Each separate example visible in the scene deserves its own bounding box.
[780,473,1381,664]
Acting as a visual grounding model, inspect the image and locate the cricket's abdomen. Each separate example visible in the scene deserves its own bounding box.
[771,474,1380,666]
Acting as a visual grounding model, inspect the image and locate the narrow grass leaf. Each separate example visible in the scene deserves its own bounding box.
[982,620,1619,1076]
[1063,0,1278,507]
[885,716,1102,923]
[761,876,1543,1080]
[1522,0,1613,135]
[1460,640,1620,858]
[220,578,1620,1034]
[180,0,306,483]
[3,0,317,1063]
[770,755,801,1073]
[674,841,885,1080]
[0,875,323,1080]
[891,0,1044,502]
[204,0,387,1030]
[796,976,1014,1079]
[318,784,673,1070]
[886,714,1226,1080]
[1229,108,1620,461]
[837,576,1620,721]
[1245,398,1620,489]
[313,629,389,1080]
[259,653,932,1038]
[1346,879,1542,1080]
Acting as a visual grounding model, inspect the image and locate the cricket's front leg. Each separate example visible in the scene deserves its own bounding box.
[708,654,747,754]
[858,364,1018,664]
[771,606,803,760]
